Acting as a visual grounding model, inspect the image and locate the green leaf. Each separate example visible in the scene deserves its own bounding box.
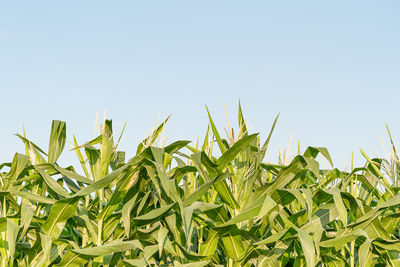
[13,190,55,204]
[206,106,226,154]
[319,229,368,248]
[42,197,80,238]
[122,193,139,236]
[220,229,245,261]
[133,203,175,224]
[191,152,240,209]
[73,240,142,256]
[331,189,347,226]
[238,100,248,137]
[183,172,231,207]
[359,239,372,267]
[73,163,131,197]
[199,228,219,256]
[297,229,315,267]
[40,233,52,265]
[6,219,19,259]
[165,140,191,154]
[259,112,279,161]
[35,165,70,198]
[303,146,333,168]
[217,134,258,169]
[175,261,210,267]
[20,203,34,238]
[54,251,90,267]
[48,120,67,163]
[136,115,170,154]
[99,119,114,178]
[217,194,269,227]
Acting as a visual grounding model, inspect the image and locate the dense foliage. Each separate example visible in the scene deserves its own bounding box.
[1,104,400,266]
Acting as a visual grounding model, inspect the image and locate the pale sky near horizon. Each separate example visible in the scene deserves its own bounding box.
[1,1,400,169]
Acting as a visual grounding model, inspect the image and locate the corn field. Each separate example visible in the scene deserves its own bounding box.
[1,104,400,266]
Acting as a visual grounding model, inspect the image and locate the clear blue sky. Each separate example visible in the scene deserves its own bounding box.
[1,1,399,169]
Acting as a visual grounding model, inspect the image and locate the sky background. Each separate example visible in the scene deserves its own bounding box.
[1,1,400,170]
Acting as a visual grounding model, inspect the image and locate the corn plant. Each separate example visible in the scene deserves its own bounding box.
[0,103,399,266]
